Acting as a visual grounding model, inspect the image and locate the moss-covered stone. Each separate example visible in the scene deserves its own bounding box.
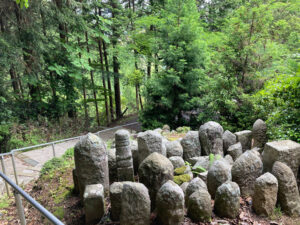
[174,174,192,185]
[174,166,187,175]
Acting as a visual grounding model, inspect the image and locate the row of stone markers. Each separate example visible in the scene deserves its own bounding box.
[72,119,300,225]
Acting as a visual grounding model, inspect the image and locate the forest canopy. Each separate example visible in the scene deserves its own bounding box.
[0,0,299,152]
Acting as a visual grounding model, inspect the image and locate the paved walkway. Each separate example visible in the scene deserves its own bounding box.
[0,122,141,194]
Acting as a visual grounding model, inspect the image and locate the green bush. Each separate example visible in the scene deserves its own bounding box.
[252,72,300,142]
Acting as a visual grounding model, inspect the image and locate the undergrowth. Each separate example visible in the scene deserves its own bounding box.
[40,147,74,176]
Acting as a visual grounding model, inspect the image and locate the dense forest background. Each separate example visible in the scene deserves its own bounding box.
[0,0,299,153]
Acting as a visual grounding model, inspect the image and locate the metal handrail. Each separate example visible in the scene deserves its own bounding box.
[0,121,139,192]
[0,121,139,225]
[0,171,64,225]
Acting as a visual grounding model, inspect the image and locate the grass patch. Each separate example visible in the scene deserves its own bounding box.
[270,205,282,220]
[53,206,65,219]
[0,194,11,209]
[40,147,74,176]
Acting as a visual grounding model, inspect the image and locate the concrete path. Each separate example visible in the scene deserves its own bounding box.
[0,122,141,194]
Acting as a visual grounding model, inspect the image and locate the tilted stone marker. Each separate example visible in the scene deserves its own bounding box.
[192,156,210,171]
[187,188,212,222]
[169,156,185,169]
[83,184,105,225]
[234,130,252,151]
[224,154,234,165]
[252,172,278,216]
[272,161,300,216]
[130,140,139,174]
[120,182,151,225]
[199,121,224,156]
[252,119,267,148]
[232,150,263,197]
[109,181,131,221]
[222,130,237,154]
[263,140,300,179]
[180,131,201,160]
[74,133,109,198]
[107,148,117,182]
[138,130,165,164]
[214,181,240,219]
[207,159,232,199]
[185,177,207,205]
[166,140,183,158]
[227,142,243,161]
[115,129,134,181]
[156,180,184,225]
[139,152,174,210]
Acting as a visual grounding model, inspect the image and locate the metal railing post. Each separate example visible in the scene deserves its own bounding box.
[14,190,26,225]
[52,143,56,158]
[11,152,19,185]
[0,155,10,196]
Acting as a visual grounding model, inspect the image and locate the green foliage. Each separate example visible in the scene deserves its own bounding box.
[176,126,191,133]
[252,70,300,142]
[173,174,192,185]
[141,0,208,129]
[270,205,282,220]
[192,166,207,175]
[209,153,222,166]
[16,0,29,8]
[40,147,74,176]
[0,194,12,209]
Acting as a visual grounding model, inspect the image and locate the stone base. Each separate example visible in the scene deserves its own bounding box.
[117,166,134,182]
[83,184,105,225]
[263,140,300,178]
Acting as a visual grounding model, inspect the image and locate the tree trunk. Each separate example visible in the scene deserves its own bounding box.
[113,53,122,119]
[103,41,115,121]
[138,84,143,110]
[53,0,77,118]
[135,84,139,111]
[111,0,122,119]
[85,31,101,126]
[147,58,151,78]
[9,66,21,99]
[77,37,89,124]
[98,38,109,125]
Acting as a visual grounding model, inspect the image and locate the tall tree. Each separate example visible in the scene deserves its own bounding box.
[141,0,207,129]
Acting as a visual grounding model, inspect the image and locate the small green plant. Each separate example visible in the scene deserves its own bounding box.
[53,206,65,219]
[0,194,11,209]
[40,157,65,176]
[106,139,114,149]
[62,147,74,159]
[209,153,221,166]
[185,161,207,175]
[270,205,282,220]
[176,126,191,133]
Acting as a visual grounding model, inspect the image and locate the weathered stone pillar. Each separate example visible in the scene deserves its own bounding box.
[74,133,109,198]
[83,184,105,225]
[115,129,134,181]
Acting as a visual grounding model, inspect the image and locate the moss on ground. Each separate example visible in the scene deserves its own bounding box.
[174,166,187,175]
[54,206,65,220]
[174,174,192,185]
